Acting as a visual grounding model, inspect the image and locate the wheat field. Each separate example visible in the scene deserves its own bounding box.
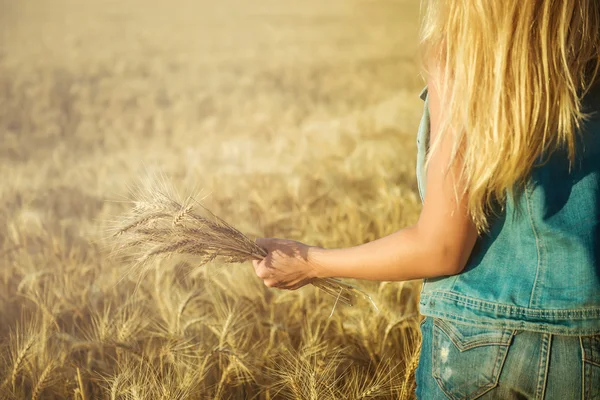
[0,0,426,398]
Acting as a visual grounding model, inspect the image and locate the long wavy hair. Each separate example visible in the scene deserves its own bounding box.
[420,0,600,232]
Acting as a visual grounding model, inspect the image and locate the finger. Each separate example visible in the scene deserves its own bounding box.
[253,258,272,273]
[255,266,272,280]
[282,283,299,291]
[285,278,313,291]
[263,279,279,288]
[276,277,303,290]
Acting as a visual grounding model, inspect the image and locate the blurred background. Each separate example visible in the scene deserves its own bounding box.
[0,0,426,398]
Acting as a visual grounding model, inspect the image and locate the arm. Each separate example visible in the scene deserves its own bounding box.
[253,73,478,288]
[309,75,478,280]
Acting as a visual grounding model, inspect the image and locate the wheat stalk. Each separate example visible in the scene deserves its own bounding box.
[8,335,35,390]
[31,362,55,400]
[400,345,421,400]
[111,181,376,308]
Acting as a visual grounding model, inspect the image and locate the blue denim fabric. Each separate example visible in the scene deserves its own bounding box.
[415,87,600,335]
[416,316,600,399]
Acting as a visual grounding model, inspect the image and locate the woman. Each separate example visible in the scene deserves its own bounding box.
[252,1,600,398]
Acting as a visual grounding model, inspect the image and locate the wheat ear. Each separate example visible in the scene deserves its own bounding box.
[111,184,377,308]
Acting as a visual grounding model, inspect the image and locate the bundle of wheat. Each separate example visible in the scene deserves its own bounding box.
[111,181,375,308]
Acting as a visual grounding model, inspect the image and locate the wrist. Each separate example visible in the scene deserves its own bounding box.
[307,246,336,279]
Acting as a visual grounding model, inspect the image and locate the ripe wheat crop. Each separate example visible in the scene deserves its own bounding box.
[0,0,424,398]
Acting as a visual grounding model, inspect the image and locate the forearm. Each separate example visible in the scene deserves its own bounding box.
[309,225,459,281]
[253,73,479,288]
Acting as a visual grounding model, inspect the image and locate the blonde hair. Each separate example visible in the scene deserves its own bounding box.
[420,0,600,232]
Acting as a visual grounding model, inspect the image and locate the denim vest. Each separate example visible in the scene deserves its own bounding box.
[416,87,600,335]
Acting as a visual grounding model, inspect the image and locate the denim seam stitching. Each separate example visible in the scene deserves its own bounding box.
[525,183,543,309]
[420,308,600,336]
[534,333,544,399]
[580,337,585,400]
[582,336,600,366]
[431,320,439,398]
[443,297,600,318]
[425,291,600,317]
[426,313,508,329]
[534,333,549,399]
[586,359,600,368]
[537,333,552,400]
[434,318,512,351]
[586,359,591,400]
[426,293,600,318]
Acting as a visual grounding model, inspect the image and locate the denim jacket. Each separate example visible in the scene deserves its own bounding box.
[416,87,600,335]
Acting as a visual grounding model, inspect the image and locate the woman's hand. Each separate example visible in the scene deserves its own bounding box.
[252,238,321,290]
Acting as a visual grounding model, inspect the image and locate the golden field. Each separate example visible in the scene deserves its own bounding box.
[0,0,426,398]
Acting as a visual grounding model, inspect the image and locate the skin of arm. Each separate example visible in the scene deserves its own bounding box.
[252,72,479,290]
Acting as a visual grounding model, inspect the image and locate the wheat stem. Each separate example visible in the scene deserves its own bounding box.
[10,335,35,389]
[32,363,54,400]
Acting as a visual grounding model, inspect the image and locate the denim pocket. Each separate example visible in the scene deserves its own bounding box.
[431,317,515,400]
[581,335,600,400]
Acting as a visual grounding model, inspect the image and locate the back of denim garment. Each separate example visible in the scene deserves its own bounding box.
[416,87,600,335]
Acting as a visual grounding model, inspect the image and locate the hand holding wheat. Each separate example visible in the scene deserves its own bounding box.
[251,237,321,290]
[110,180,373,307]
